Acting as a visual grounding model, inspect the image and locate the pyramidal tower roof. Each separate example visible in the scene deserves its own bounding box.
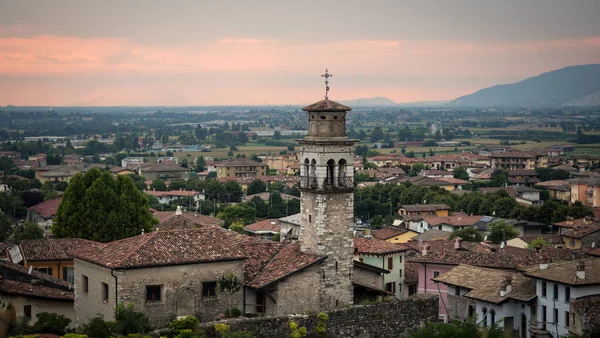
[302,98,351,112]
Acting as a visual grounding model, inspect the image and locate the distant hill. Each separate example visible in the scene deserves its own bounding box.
[450,64,600,107]
[339,96,396,106]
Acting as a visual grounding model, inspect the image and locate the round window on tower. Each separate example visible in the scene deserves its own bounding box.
[333,116,338,120]
[320,115,326,120]
[311,115,315,119]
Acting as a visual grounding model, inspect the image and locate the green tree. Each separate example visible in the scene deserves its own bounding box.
[230,221,244,234]
[217,205,256,226]
[249,196,268,218]
[273,130,282,140]
[217,272,243,316]
[41,181,59,200]
[289,321,307,338]
[449,227,483,242]
[12,222,44,244]
[268,192,286,218]
[316,312,329,338]
[491,169,508,187]
[434,130,442,141]
[453,167,469,181]
[370,127,384,142]
[150,179,167,191]
[488,221,519,244]
[196,156,206,172]
[0,213,13,242]
[114,303,150,335]
[168,179,187,191]
[53,169,157,242]
[29,312,71,336]
[527,236,549,248]
[55,181,69,191]
[247,179,267,195]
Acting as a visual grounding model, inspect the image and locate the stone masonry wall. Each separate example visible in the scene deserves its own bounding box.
[199,294,439,338]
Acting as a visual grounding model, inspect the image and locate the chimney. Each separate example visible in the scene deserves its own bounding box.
[454,237,462,249]
[30,279,42,286]
[539,254,549,270]
[175,205,183,216]
[422,243,431,256]
[576,260,586,280]
[583,216,592,225]
[566,217,574,226]
[503,275,513,295]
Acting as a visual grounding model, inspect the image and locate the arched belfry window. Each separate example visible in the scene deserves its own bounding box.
[326,159,335,186]
[338,159,347,186]
[310,159,317,187]
[303,158,310,177]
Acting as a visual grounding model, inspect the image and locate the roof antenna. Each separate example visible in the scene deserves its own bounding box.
[321,69,332,99]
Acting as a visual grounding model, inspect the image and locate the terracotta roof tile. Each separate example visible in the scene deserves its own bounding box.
[20,238,99,261]
[517,234,564,245]
[561,218,600,239]
[571,295,600,325]
[302,98,351,112]
[27,198,61,218]
[400,204,450,212]
[354,237,412,256]
[246,243,325,289]
[155,211,223,230]
[433,265,535,304]
[70,228,247,269]
[0,278,74,301]
[373,227,408,240]
[523,258,600,285]
[423,215,482,227]
[244,219,281,233]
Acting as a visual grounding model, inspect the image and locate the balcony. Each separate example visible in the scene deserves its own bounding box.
[586,188,594,196]
[300,176,354,191]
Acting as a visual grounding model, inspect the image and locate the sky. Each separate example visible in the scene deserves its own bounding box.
[0,0,599,106]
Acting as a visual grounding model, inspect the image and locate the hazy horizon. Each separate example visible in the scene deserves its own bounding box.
[1,0,599,106]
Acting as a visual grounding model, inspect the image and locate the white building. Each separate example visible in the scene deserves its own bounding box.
[121,157,145,168]
[145,190,205,206]
[524,258,600,338]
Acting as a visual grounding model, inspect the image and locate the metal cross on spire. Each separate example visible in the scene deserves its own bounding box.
[321,69,332,99]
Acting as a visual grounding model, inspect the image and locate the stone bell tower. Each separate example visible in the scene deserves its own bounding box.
[298,69,356,309]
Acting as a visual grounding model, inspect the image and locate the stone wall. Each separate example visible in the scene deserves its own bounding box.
[199,294,439,338]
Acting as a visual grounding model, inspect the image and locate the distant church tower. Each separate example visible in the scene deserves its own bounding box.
[299,70,356,309]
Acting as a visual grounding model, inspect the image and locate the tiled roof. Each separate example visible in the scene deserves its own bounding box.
[373,227,408,240]
[20,238,99,262]
[0,277,74,301]
[423,215,482,227]
[354,237,412,256]
[140,165,189,172]
[524,259,600,286]
[517,234,564,245]
[409,240,578,270]
[433,265,535,304]
[561,218,600,239]
[146,190,201,197]
[244,219,281,234]
[215,159,264,167]
[247,243,325,289]
[435,177,470,185]
[155,211,224,231]
[302,98,351,112]
[27,198,61,218]
[506,170,539,176]
[400,204,450,212]
[70,228,248,269]
[0,259,70,288]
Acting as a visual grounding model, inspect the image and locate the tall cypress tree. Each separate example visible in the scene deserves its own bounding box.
[53,168,157,242]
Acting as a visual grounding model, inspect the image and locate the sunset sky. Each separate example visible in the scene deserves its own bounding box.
[1,0,599,106]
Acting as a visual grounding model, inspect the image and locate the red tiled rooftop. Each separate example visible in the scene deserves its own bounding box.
[302,98,351,112]
[423,215,482,227]
[247,243,325,289]
[354,237,412,256]
[20,238,99,262]
[27,198,62,218]
[0,278,74,301]
[146,190,201,197]
[155,211,224,230]
[244,219,281,233]
[373,227,408,240]
[400,204,451,212]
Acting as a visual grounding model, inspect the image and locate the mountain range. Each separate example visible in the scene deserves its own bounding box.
[450,64,600,107]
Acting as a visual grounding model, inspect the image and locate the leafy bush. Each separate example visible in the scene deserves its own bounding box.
[316,312,328,338]
[82,315,115,338]
[114,303,150,335]
[224,308,242,318]
[289,321,306,338]
[173,329,197,338]
[214,323,230,336]
[168,316,199,338]
[63,334,89,338]
[29,312,71,336]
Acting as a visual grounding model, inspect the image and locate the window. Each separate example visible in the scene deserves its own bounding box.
[146,285,162,302]
[82,275,89,294]
[433,271,440,278]
[565,286,570,302]
[202,282,217,298]
[23,305,31,319]
[490,309,496,324]
[62,267,74,285]
[399,255,403,263]
[542,306,547,330]
[482,308,488,327]
[553,308,558,324]
[553,284,559,300]
[388,257,393,270]
[565,311,570,327]
[101,282,109,302]
[399,269,403,278]
[34,267,53,276]
[309,215,312,223]
[542,281,547,297]
[408,284,417,296]
[455,286,460,296]
[385,282,396,294]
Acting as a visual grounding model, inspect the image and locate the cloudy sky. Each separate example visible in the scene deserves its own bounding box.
[1,0,599,106]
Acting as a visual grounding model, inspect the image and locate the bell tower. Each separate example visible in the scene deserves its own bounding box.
[298,69,356,309]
